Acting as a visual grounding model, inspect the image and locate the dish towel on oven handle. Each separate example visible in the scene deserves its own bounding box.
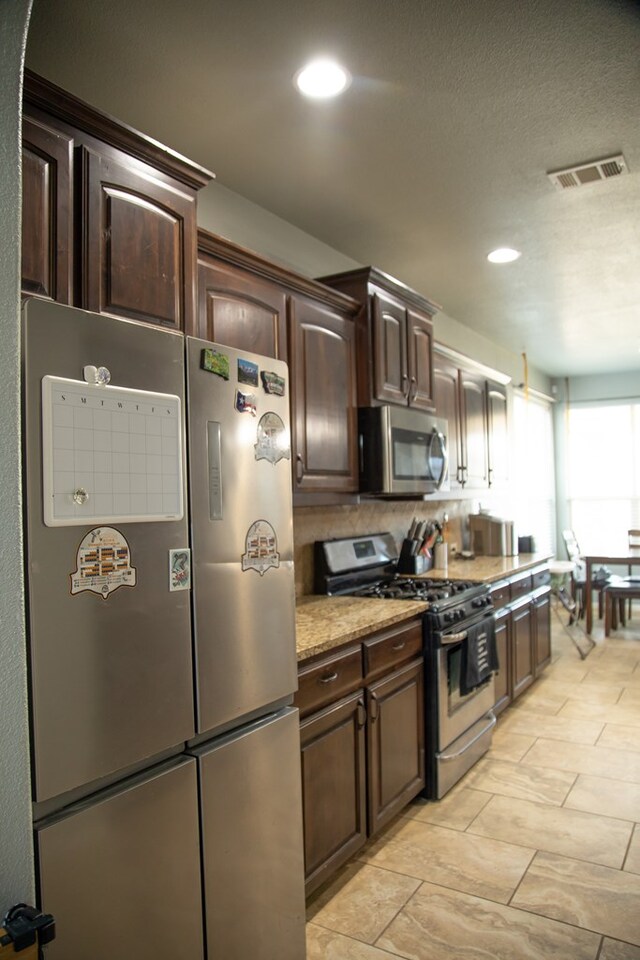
[461,616,499,695]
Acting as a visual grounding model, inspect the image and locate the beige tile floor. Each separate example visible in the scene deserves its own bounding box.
[306,607,640,960]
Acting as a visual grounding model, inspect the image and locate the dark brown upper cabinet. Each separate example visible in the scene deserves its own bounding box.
[433,347,509,491]
[318,267,439,412]
[288,294,358,497]
[21,115,73,304]
[197,231,288,360]
[196,231,360,502]
[22,70,213,332]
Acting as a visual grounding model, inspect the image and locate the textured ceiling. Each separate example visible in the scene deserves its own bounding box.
[25,0,640,377]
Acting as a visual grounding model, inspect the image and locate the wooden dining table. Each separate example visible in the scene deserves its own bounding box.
[583,547,640,634]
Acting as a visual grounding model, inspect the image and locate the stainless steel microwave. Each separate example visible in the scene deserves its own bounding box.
[358,406,449,496]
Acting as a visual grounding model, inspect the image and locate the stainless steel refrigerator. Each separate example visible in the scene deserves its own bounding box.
[22,299,306,959]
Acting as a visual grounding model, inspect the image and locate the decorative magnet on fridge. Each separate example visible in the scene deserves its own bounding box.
[237,358,259,387]
[234,389,257,416]
[254,412,291,465]
[69,526,137,599]
[241,520,280,576]
[260,371,286,396]
[201,348,230,380]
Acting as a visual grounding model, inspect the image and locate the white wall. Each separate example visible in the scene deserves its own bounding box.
[0,0,35,913]
[197,180,552,395]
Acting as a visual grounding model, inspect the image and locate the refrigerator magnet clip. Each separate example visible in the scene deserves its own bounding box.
[83,364,111,386]
[237,358,259,387]
[254,412,291,465]
[169,548,191,591]
[201,348,230,380]
[69,526,137,600]
[241,520,280,576]
[260,371,285,397]
[234,389,257,416]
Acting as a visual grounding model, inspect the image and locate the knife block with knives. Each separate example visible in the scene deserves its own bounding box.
[397,518,436,575]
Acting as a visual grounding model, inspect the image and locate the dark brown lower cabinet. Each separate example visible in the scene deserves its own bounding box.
[512,598,535,698]
[493,606,512,715]
[296,617,425,896]
[367,659,425,834]
[299,692,367,895]
[491,568,551,714]
[534,589,552,673]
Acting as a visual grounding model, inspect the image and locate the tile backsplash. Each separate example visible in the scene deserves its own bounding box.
[293,498,508,596]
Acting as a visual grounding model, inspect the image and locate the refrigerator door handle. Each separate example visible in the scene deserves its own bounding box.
[207,421,223,520]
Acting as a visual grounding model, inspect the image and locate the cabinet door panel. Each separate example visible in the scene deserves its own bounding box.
[290,298,358,493]
[300,692,367,894]
[367,659,425,835]
[460,371,489,488]
[83,150,197,331]
[433,354,462,488]
[21,116,72,303]
[534,591,551,674]
[197,257,287,359]
[493,611,511,715]
[512,602,534,697]
[372,292,408,404]
[487,381,508,488]
[406,310,435,410]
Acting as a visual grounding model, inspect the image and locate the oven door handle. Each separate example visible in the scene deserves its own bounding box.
[439,712,497,761]
[441,630,468,644]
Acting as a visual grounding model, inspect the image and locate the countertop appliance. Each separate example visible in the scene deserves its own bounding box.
[22,300,306,960]
[358,406,449,496]
[469,514,518,557]
[315,533,496,799]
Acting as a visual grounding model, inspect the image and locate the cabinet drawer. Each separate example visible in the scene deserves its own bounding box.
[532,567,551,590]
[490,581,510,609]
[509,573,533,601]
[363,620,423,682]
[296,646,363,717]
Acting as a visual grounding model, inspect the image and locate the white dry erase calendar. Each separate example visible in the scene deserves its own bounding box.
[42,374,184,526]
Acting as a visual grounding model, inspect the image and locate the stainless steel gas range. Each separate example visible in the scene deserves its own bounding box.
[315,532,498,800]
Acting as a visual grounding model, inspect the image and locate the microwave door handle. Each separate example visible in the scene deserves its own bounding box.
[434,429,448,490]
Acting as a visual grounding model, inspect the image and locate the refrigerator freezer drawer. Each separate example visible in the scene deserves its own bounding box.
[36,758,204,960]
[195,707,306,960]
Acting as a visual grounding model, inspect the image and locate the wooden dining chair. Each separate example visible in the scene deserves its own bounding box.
[604,580,640,636]
[562,529,609,621]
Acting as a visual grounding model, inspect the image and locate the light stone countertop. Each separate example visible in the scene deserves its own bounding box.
[413,552,553,585]
[294,554,552,663]
[295,595,428,663]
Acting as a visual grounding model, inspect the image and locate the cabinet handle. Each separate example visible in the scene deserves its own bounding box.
[319,671,339,684]
[369,692,379,721]
[357,700,367,728]
[456,465,464,484]
[295,453,305,482]
[401,374,410,397]
[488,466,493,487]
[409,376,417,402]
[391,640,406,651]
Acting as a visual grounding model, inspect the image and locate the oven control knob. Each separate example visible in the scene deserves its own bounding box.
[444,611,454,623]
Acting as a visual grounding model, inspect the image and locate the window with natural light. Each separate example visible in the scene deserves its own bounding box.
[512,392,556,555]
[565,402,640,553]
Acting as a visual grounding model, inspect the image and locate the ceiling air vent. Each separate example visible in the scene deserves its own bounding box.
[547,154,628,190]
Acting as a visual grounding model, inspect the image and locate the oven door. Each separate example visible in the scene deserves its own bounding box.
[436,618,496,752]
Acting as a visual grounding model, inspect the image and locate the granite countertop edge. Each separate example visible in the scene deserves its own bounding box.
[295,553,552,662]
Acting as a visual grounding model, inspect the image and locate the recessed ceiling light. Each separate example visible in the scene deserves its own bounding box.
[294,59,351,99]
[487,247,521,264]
